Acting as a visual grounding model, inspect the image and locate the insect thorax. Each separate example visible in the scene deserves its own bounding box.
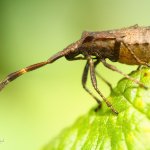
[80,39,117,61]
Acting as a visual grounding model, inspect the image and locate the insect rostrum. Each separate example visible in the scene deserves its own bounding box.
[0,24,150,114]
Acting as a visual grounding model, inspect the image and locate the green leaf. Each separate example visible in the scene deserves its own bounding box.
[42,68,150,150]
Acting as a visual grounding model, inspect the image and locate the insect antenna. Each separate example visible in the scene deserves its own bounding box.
[0,40,81,91]
[0,51,65,91]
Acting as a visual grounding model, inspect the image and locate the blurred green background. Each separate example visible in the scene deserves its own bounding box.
[0,0,150,150]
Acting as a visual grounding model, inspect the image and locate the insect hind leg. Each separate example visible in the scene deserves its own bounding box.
[101,59,148,89]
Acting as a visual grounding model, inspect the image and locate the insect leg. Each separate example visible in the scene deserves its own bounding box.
[101,59,148,89]
[94,59,113,90]
[65,56,85,61]
[136,65,142,70]
[87,56,118,114]
[82,61,102,108]
[95,71,113,90]
[122,42,150,67]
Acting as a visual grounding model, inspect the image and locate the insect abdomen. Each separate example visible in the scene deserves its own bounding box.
[118,27,150,65]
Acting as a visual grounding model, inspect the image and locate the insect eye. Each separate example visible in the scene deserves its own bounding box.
[82,36,94,43]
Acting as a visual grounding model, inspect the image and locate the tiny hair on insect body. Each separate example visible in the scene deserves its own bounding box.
[0,24,150,114]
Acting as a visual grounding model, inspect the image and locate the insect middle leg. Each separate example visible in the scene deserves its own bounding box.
[93,59,112,90]
[87,56,118,114]
[95,71,113,90]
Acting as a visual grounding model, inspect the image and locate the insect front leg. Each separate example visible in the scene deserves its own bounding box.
[82,61,102,110]
[101,59,148,89]
[87,56,118,114]
[65,56,85,61]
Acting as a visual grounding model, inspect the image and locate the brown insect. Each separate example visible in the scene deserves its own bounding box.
[0,24,150,114]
